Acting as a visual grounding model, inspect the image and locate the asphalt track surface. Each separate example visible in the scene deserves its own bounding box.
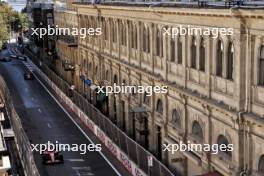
[0,47,126,176]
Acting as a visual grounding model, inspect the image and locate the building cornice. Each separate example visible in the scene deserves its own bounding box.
[73,4,264,19]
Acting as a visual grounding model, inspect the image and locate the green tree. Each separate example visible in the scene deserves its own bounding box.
[0,2,29,46]
[17,12,29,32]
[0,2,15,27]
[0,14,8,47]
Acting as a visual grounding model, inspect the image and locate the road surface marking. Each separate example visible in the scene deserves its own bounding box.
[38,108,41,113]
[72,167,94,176]
[47,123,51,128]
[66,159,85,162]
[27,61,122,176]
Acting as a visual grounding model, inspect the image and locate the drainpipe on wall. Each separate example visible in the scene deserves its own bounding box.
[230,7,250,175]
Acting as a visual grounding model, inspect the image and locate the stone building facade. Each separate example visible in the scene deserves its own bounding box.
[54,3,264,176]
[54,8,78,85]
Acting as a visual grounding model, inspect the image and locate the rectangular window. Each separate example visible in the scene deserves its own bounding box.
[216,51,223,77]
[105,24,109,41]
[227,53,233,80]
[171,39,175,62]
[191,45,196,68]
[178,40,182,64]
[113,22,117,43]
[160,34,163,57]
[216,41,223,77]
[260,46,264,85]
[260,58,264,85]
[131,24,134,49]
[156,34,160,56]
[199,46,205,71]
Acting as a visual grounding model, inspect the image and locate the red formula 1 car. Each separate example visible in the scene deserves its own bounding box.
[41,148,64,164]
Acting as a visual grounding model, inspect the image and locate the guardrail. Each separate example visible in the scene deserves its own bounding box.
[0,76,40,176]
[24,48,177,176]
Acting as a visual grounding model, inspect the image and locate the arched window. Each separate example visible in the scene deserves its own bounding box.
[191,37,197,69]
[192,121,203,140]
[227,42,234,80]
[199,38,205,72]
[178,37,182,64]
[217,135,232,158]
[259,45,264,85]
[143,92,150,105]
[258,155,264,173]
[216,40,223,77]
[171,38,175,62]
[171,109,181,127]
[156,99,163,114]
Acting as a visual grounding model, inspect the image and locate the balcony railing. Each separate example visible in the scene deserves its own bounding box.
[73,0,264,9]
